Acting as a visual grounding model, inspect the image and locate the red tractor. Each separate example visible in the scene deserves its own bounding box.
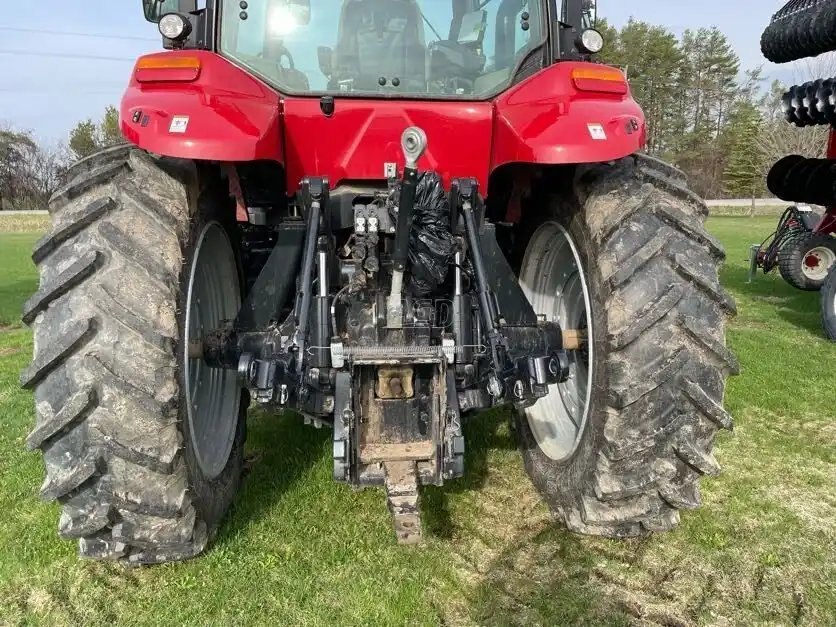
[21,0,736,563]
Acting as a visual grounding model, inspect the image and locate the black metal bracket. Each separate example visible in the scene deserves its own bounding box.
[293,177,330,374]
[393,166,419,273]
[479,223,538,326]
[333,371,352,482]
[450,178,484,236]
[454,177,509,397]
[235,222,306,332]
[443,369,465,480]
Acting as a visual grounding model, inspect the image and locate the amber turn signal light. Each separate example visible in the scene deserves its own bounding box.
[571,67,628,95]
[135,54,202,83]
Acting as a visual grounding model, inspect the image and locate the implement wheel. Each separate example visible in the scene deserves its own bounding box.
[779,233,836,291]
[515,155,739,537]
[21,146,246,563]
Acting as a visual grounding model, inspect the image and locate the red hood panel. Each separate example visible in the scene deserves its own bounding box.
[282,98,493,192]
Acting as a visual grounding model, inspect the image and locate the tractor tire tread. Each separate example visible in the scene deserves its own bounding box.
[31,197,116,265]
[26,388,97,451]
[23,145,215,563]
[609,283,683,349]
[518,153,736,538]
[20,318,97,389]
[51,160,130,212]
[22,251,102,325]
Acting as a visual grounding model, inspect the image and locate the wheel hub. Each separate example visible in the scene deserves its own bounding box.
[520,222,593,462]
[802,246,836,281]
[184,222,242,479]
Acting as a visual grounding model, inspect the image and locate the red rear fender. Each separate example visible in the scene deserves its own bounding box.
[490,62,646,172]
[120,51,283,163]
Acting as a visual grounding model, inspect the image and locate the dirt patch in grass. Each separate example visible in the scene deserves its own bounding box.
[0,347,21,357]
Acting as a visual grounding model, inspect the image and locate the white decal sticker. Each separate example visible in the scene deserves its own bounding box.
[588,124,607,140]
[169,116,190,134]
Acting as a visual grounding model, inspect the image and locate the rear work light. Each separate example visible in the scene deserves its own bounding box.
[135,55,202,83]
[159,13,192,42]
[571,67,628,95]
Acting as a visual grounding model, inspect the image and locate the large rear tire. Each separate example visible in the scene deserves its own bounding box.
[515,155,739,537]
[821,267,836,341]
[21,146,246,563]
[778,233,836,292]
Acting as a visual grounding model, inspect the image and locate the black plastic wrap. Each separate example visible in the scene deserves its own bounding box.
[403,172,456,295]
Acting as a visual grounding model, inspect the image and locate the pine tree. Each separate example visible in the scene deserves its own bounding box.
[592,16,761,197]
[599,19,686,156]
[69,120,99,161]
[723,102,765,202]
[69,106,126,161]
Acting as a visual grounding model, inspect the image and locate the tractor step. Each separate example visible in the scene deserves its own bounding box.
[383,461,422,545]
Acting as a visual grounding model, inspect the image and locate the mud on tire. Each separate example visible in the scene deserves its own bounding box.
[21,145,245,563]
[515,154,739,537]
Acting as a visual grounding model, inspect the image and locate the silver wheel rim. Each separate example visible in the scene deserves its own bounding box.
[520,222,593,462]
[185,222,242,479]
[802,246,836,282]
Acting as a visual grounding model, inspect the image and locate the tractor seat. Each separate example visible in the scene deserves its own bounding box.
[334,0,427,90]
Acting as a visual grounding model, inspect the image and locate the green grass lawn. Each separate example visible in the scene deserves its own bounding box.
[0,233,41,327]
[0,218,833,626]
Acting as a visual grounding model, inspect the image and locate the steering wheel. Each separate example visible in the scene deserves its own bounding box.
[273,42,296,70]
[255,42,296,70]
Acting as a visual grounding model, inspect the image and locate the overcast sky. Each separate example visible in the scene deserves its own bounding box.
[0,1,803,143]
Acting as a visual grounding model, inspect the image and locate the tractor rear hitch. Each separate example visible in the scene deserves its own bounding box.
[186,128,587,544]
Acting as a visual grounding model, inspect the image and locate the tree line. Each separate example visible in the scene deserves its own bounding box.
[598,18,827,200]
[0,106,123,211]
[0,20,829,210]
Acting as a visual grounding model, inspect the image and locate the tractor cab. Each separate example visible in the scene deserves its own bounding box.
[221,0,544,98]
[143,0,603,98]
